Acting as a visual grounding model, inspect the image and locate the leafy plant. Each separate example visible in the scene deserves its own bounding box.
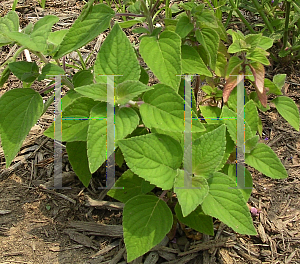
[0,1,299,262]
[225,0,300,60]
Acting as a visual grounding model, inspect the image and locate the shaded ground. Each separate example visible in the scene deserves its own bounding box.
[0,0,300,263]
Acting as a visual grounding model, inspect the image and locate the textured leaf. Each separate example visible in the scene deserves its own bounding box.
[245,143,288,179]
[66,141,91,187]
[272,96,299,131]
[140,31,181,90]
[118,133,183,190]
[0,89,43,166]
[95,23,140,85]
[115,107,139,141]
[8,61,39,83]
[54,4,114,58]
[175,203,214,236]
[140,84,205,132]
[175,16,194,38]
[195,28,219,69]
[174,170,209,217]
[123,195,173,262]
[181,45,211,76]
[202,172,257,235]
[192,125,226,176]
[107,170,154,203]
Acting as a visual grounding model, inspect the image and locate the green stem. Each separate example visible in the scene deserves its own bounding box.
[251,0,274,33]
[76,50,86,70]
[282,0,290,50]
[228,0,256,33]
[140,0,154,33]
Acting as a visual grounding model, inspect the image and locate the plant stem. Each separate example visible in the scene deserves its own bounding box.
[140,0,154,33]
[115,13,144,17]
[227,0,256,33]
[251,0,274,33]
[282,0,291,50]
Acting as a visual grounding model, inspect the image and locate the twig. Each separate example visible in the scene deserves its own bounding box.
[38,185,76,204]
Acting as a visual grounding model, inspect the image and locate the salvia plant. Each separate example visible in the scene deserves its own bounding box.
[0,0,299,261]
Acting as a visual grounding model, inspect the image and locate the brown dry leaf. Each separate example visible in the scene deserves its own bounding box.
[249,62,267,107]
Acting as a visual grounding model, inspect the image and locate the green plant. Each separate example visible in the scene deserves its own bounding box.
[0,1,299,262]
[225,0,300,60]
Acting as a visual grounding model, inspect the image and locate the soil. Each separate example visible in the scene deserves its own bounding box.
[0,0,300,263]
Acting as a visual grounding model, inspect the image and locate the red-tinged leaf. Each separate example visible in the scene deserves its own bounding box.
[223,68,243,103]
[249,62,267,107]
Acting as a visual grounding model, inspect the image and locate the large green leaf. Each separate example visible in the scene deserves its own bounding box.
[245,143,288,179]
[245,100,259,133]
[195,28,219,69]
[192,125,226,176]
[66,141,91,187]
[54,4,114,58]
[123,195,173,262]
[38,63,65,81]
[175,16,193,38]
[115,107,139,141]
[94,23,140,85]
[140,84,205,132]
[115,80,152,105]
[118,133,183,190]
[181,45,212,76]
[272,96,299,131]
[175,203,214,236]
[8,61,39,83]
[7,16,59,53]
[174,170,209,217]
[202,172,257,235]
[0,89,43,167]
[87,103,107,173]
[44,97,98,142]
[140,31,181,91]
[75,83,108,101]
[0,11,19,46]
[107,170,154,203]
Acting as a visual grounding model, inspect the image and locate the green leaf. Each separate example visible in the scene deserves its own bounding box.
[8,61,39,83]
[245,135,259,153]
[175,203,214,236]
[54,4,114,58]
[273,74,286,89]
[195,10,218,28]
[175,16,194,38]
[214,52,227,77]
[61,89,83,111]
[257,36,273,50]
[245,100,259,134]
[38,63,65,81]
[123,195,173,262]
[202,172,257,235]
[0,11,19,45]
[199,105,221,124]
[7,16,59,53]
[115,107,139,141]
[244,34,262,50]
[0,89,43,167]
[264,78,282,95]
[116,80,151,105]
[272,96,299,131]
[48,29,68,46]
[174,170,209,217]
[66,141,91,187]
[140,31,181,91]
[227,164,253,202]
[44,97,98,142]
[75,83,108,101]
[139,66,149,85]
[72,70,94,88]
[140,84,205,132]
[87,103,107,173]
[181,45,212,76]
[95,23,140,85]
[247,48,270,66]
[118,133,183,190]
[107,170,154,203]
[195,28,219,69]
[193,125,226,176]
[245,143,288,179]
[119,19,141,28]
[226,56,243,79]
